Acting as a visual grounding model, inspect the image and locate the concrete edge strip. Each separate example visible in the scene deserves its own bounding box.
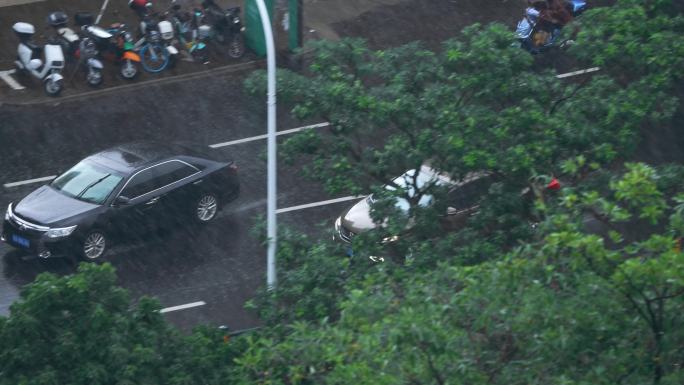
[2,64,599,106]
[1,60,262,106]
[159,301,206,313]
[3,175,56,188]
[209,122,330,148]
[276,195,365,214]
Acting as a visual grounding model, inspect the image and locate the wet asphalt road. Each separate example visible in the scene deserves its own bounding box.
[0,66,351,331]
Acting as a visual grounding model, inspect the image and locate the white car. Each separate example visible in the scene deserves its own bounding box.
[334,166,492,243]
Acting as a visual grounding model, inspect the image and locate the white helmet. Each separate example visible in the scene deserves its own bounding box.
[12,22,36,35]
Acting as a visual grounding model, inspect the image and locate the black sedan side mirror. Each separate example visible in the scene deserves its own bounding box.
[115,196,131,206]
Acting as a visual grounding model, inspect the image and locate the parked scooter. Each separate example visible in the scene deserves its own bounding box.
[515,0,587,54]
[199,0,245,59]
[163,3,209,64]
[129,1,173,73]
[105,23,141,79]
[156,15,180,68]
[75,34,105,86]
[75,12,141,80]
[47,11,80,56]
[47,12,104,87]
[13,22,65,96]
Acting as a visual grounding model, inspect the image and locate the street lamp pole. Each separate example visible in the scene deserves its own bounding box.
[255,0,278,289]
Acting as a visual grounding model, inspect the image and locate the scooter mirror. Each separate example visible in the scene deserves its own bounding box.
[28,58,42,70]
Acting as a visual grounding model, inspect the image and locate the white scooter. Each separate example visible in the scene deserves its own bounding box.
[48,12,104,87]
[13,22,65,96]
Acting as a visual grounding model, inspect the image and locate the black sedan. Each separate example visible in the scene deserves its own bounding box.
[2,142,239,261]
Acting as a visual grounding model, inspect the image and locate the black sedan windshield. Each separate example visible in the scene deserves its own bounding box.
[51,161,123,205]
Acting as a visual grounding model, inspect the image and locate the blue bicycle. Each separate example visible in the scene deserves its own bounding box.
[139,29,169,73]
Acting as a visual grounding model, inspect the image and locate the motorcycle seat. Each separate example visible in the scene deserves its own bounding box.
[25,42,43,59]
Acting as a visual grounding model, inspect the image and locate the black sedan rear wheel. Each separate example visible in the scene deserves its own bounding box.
[195,193,219,223]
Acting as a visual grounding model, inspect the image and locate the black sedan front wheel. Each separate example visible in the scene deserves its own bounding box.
[80,230,107,261]
[195,193,219,224]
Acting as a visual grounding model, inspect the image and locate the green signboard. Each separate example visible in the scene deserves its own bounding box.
[288,0,301,50]
[244,0,275,57]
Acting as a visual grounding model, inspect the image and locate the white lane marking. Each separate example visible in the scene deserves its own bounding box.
[160,301,206,313]
[276,195,364,214]
[0,69,25,90]
[209,122,330,148]
[556,67,600,79]
[208,68,599,150]
[3,175,57,188]
[95,0,110,25]
[3,122,330,189]
[0,0,46,7]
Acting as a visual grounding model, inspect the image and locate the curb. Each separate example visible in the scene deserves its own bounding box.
[0,60,264,107]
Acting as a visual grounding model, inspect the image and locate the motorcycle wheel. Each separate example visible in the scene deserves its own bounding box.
[87,68,103,87]
[120,60,138,79]
[44,78,63,97]
[140,43,170,73]
[227,34,244,59]
[192,49,209,64]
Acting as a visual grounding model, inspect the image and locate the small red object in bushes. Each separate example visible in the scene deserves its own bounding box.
[547,178,561,190]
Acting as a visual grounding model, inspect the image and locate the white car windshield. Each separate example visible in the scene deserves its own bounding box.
[51,161,123,205]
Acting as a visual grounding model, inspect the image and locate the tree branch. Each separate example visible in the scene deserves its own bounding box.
[549,76,591,115]
[418,343,445,385]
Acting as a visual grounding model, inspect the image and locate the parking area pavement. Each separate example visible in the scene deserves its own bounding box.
[0,0,533,101]
[0,0,251,101]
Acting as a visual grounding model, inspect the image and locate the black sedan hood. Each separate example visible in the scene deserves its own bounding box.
[14,185,98,226]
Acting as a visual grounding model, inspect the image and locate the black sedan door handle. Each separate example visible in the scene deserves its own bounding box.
[145,197,160,205]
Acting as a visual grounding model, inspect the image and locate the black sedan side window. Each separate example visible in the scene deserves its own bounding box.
[121,168,158,199]
[121,160,198,199]
[154,160,198,187]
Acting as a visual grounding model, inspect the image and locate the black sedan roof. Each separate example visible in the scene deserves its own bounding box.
[85,141,220,174]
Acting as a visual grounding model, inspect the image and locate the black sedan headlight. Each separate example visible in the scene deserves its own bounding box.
[45,225,77,239]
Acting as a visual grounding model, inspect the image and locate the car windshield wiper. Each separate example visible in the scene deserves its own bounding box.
[76,174,112,201]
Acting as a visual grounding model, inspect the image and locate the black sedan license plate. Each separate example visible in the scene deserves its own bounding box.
[11,234,30,248]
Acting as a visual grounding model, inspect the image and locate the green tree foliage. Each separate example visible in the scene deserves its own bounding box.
[236,1,684,384]
[236,163,684,385]
[571,0,684,86]
[0,263,242,385]
[245,19,676,197]
[245,3,679,263]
